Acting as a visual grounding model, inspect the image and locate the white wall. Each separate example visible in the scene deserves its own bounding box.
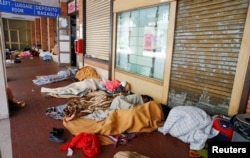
[0,16,13,158]
[0,17,9,120]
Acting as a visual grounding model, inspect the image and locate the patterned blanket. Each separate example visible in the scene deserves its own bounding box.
[84,94,144,121]
[33,68,77,86]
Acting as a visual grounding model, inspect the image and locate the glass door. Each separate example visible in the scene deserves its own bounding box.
[57,16,71,65]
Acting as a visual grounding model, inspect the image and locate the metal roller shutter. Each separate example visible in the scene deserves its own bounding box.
[168,0,249,115]
[86,0,110,60]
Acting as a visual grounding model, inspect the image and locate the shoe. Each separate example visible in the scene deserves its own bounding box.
[189,150,202,158]
[49,131,65,143]
[45,107,56,114]
[53,128,64,135]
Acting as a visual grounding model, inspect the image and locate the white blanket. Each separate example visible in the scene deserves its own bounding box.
[158,106,219,150]
[41,78,101,98]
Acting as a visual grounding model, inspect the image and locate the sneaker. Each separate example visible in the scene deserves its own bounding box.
[49,131,65,143]
[52,128,64,135]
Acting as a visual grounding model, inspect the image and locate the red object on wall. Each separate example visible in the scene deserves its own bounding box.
[75,39,83,54]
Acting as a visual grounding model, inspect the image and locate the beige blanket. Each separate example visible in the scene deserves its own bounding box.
[63,101,165,145]
[41,78,101,98]
[75,66,101,81]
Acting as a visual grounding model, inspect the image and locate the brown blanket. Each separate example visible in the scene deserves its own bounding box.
[75,66,101,81]
[63,101,165,145]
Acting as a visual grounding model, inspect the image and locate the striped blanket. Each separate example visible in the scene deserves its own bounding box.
[64,94,115,118]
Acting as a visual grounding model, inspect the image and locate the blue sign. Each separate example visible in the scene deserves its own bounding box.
[0,0,61,18]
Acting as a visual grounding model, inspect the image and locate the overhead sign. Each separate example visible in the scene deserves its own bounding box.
[0,0,61,18]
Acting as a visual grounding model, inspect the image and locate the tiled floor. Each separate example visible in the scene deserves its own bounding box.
[5,56,190,158]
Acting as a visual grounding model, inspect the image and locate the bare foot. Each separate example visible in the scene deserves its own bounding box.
[13,100,26,107]
[17,101,25,107]
[64,113,76,122]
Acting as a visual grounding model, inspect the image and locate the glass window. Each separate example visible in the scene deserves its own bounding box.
[116,4,169,80]
[10,30,18,42]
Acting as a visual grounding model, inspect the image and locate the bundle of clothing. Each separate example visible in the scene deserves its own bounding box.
[98,79,130,94]
[60,132,101,157]
[158,106,219,150]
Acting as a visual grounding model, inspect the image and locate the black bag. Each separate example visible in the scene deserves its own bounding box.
[14,55,22,63]
[230,114,250,140]
[14,58,21,63]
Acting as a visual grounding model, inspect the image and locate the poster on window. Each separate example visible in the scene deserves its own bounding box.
[144,33,153,51]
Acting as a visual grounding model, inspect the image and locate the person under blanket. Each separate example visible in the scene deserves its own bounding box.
[158,105,219,158]
[32,68,78,86]
[63,94,115,121]
[63,101,165,141]
[64,93,153,121]
[41,78,101,98]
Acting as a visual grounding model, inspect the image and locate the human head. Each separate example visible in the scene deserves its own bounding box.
[141,95,153,103]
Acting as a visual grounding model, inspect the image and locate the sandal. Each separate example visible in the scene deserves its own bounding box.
[189,150,202,158]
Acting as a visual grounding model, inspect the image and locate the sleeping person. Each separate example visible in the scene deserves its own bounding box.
[63,93,153,121]
[33,68,78,86]
[63,99,164,138]
[41,78,102,98]
[63,93,115,121]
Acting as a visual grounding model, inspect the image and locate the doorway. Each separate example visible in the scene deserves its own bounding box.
[70,15,77,67]
[3,19,32,51]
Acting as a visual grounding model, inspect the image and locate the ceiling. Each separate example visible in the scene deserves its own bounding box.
[0,0,69,21]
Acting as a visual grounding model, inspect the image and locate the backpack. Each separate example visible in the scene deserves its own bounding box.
[212,115,233,142]
[14,56,22,63]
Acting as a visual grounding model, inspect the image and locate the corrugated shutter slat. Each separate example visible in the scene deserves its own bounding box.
[168,0,249,115]
[86,1,110,61]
